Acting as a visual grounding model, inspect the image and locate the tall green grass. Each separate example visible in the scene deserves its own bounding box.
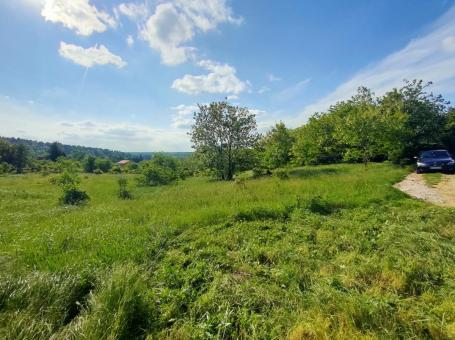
[1,163,454,338]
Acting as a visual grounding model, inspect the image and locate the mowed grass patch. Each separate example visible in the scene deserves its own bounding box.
[1,163,455,338]
[422,172,443,187]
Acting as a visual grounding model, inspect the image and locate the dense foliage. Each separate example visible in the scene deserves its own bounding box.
[138,154,184,186]
[0,139,29,173]
[291,80,453,166]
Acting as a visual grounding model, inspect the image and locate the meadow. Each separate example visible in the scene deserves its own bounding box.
[0,163,454,339]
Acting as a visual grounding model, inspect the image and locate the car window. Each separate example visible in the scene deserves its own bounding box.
[420,151,450,158]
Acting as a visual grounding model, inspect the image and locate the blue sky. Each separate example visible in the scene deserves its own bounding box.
[1,0,455,151]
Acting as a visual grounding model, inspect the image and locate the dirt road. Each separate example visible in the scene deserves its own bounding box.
[394,173,455,207]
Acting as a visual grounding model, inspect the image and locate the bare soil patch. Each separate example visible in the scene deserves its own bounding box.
[394,173,455,207]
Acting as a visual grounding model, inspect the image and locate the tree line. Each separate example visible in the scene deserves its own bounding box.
[2,79,454,182]
[189,80,455,180]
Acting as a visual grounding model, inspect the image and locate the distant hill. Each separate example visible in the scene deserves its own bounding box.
[1,137,192,161]
[129,152,193,160]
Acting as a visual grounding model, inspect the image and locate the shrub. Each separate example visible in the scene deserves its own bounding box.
[56,171,89,205]
[0,162,15,174]
[93,169,103,175]
[274,168,289,180]
[252,166,271,178]
[139,164,176,186]
[110,165,122,174]
[118,177,132,200]
[304,196,334,215]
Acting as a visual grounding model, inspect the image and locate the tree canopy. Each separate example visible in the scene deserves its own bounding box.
[190,101,260,180]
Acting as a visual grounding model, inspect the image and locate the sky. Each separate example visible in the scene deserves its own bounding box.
[1,0,455,152]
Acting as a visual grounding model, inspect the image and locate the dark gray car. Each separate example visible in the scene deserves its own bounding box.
[416,149,455,174]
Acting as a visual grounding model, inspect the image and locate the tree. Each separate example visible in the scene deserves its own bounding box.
[334,87,383,166]
[138,155,181,186]
[190,101,260,180]
[260,122,293,169]
[12,144,28,173]
[399,80,449,159]
[292,113,342,165]
[94,158,112,173]
[84,155,96,173]
[443,107,455,154]
[48,142,65,161]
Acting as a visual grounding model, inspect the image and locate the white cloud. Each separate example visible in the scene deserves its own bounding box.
[274,78,311,102]
[174,0,242,31]
[115,2,149,22]
[171,104,199,128]
[139,3,195,65]
[268,74,282,82]
[41,0,116,36]
[0,98,190,151]
[171,59,249,95]
[139,0,241,65]
[442,36,455,52]
[127,35,135,47]
[297,6,455,125]
[59,42,127,68]
[258,86,271,94]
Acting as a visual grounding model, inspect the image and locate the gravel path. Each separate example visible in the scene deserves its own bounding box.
[437,175,455,207]
[394,173,446,205]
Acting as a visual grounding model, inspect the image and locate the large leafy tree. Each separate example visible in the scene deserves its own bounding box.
[399,80,449,159]
[260,122,293,169]
[190,101,260,180]
[12,144,29,173]
[48,142,66,161]
[334,87,384,165]
[292,113,342,165]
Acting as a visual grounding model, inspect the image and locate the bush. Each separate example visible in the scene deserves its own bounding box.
[110,165,122,174]
[93,169,103,175]
[138,155,184,186]
[118,177,132,200]
[139,164,176,186]
[304,196,334,215]
[0,162,15,174]
[55,171,89,205]
[274,168,289,180]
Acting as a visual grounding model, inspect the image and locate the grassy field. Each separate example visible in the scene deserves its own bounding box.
[1,163,455,339]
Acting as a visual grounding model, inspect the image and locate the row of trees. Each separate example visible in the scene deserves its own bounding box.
[0,140,28,173]
[189,80,455,179]
[291,80,454,166]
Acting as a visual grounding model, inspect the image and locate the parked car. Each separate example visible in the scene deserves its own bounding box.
[415,149,455,174]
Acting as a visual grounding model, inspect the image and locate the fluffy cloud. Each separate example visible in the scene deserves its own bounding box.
[41,0,116,36]
[171,104,199,128]
[139,3,195,65]
[297,6,455,124]
[139,0,241,65]
[59,42,127,68]
[171,59,249,95]
[115,2,149,22]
